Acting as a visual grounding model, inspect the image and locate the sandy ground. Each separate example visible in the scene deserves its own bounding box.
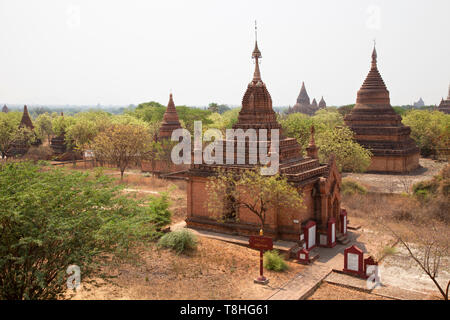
[67,237,304,300]
[342,158,447,193]
[61,164,448,300]
[307,282,392,300]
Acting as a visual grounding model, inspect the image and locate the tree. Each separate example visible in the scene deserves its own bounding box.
[91,123,151,180]
[402,110,450,157]
[0,162,171,299]
[316,126,372,172]
[65,119,98,160]
[35,113,54,143]
[379,218,449,300]
[206,168,304,233]
[0,112,35,159]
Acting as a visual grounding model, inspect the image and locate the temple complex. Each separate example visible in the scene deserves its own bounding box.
[184,35,344,248]
[344,46,420,173]
[437,85,450,114]
[286,82,326,116]
[2,105,8,113]
[50,112,67,155]
[8,105,41,157]
[141,93,187,174]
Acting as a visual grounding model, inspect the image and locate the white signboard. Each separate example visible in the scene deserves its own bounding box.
[343,216,347,234]
[347,253,359,271]
[331,223,335,243]
[308,225,316,248]
[299,253,305,260]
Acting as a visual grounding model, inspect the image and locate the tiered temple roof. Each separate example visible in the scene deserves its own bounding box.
[19,105,34,129]
[318,96,326,109]
[344,45,419,170]
[188,37,330,185]
[2,105,8,113]
[159,93,182,139]
[437,85,450,114]
[288,82,326,116]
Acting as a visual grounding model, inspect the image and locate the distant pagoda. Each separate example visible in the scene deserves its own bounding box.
[437,85,450,114]
[344,45,420,173]
[287,82,325,116]
[159,93,182,140]
[318,96,326,109]
[50,112,67,155]
[2,105,8,113]
[8,105,41,157]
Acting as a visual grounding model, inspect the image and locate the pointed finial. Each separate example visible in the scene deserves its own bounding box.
[371,40,377,67]
[255,20,257,42]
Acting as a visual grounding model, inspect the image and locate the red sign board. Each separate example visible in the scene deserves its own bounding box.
[249,236,273,251]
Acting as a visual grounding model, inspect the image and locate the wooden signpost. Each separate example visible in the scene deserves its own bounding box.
[249,230,273,285]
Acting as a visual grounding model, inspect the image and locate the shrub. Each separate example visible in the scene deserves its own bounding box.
[0,162,166,299]
[147,193,171,230]
[342,179,367,196]
[158,229,197,254]
[263,250,288,272]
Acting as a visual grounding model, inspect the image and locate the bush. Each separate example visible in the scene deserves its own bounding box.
[147,193,171,230]
[0,162,167,299]
[263,250,288,272]
[342,179,367,196]
[158,229,197,254]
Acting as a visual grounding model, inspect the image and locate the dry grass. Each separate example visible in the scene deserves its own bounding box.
[67,237,304,300]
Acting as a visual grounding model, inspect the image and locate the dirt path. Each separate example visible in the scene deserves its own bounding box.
[342,158,446,193]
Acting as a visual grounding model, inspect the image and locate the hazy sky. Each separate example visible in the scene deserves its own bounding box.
[0,0,449,107]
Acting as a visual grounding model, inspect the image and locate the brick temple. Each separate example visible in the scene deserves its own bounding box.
[344,46,420,173]
[141,93,187,174]
[437,85,450,114]
[50,112,67,155]
[184,37,344,247]
[8,105,41,157]
[2,105,8,113]
[286,82,326,116]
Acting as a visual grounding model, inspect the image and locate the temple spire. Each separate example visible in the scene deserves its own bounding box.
[371,41,377,69]
[252,21,262,82]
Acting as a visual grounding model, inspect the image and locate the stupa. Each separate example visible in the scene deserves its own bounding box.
[344,45,420,173]
[141,93,186,173]
[2,105,8,113]
[184,31,344,246]
[159,93,182,139]
[289,82,319,116]
[318,96,326,109]
[437,85,450,114]
[8,105,41,157]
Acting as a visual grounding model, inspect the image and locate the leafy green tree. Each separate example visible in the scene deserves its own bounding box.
[402,110,450,157]
[0,112,35,158]
[207,108,240,131]
[316,126,372,172]
[0,162,171,299]
[337,104,355,117]
[90,123,151,180]
[206,168,303,233]
[35,113,54,143]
